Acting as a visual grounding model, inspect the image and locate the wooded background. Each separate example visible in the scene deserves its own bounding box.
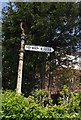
[2,2,81,96]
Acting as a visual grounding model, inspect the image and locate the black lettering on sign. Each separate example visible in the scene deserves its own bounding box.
[43,48,51,51]
[32,47,39,49]
[27,46,31,49]
[41,48,42,50]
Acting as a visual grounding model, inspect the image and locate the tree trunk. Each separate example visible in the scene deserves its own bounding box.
[40,54,46,89]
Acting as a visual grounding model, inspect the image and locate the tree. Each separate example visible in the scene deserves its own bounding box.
[2,2,81,95]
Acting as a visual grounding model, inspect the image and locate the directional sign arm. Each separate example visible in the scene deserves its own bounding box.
[25,45,54,53]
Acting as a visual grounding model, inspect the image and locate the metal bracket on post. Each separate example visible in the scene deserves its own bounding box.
[16,22,25,94]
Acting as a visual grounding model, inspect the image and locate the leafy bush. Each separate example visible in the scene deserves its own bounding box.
[67,92,81,119]
[1,90,81,120]
[32,89,51,106]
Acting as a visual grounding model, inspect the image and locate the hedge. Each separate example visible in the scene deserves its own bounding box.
[1,90,81,120]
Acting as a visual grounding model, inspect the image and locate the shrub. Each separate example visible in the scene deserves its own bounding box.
[1,89,81,120]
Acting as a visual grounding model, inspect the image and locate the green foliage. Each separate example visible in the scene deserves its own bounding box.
[1,90,81,120]
[32,89,49,104]
[0,89,2,120]
[68,91,81,118]
[1,90,29,120]
[59,85,69,105]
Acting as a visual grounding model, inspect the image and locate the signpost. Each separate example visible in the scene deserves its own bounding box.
[16,23,54,95]
[25,45,54,53]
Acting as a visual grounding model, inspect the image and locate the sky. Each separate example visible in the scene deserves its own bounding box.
[0,3,2,22]
[0,2,9,22]
[0,3,2,17]
[0,2,8,19]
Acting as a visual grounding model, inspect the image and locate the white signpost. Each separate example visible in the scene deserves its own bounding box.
[17,22,54,95]
[25,45,54,53]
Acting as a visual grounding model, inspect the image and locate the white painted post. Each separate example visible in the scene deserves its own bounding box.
[16,22,25,94]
